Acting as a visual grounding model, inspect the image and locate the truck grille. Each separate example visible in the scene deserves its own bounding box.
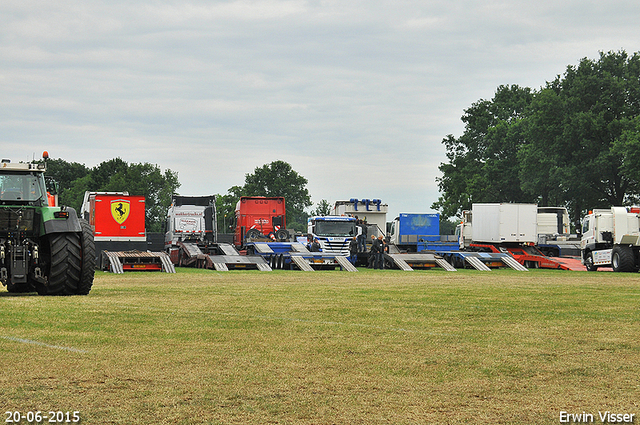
[322,240,349,255]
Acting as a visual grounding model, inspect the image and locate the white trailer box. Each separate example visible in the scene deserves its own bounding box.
[471,203,537,243]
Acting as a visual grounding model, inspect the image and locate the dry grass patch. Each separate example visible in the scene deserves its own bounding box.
[1,268,639,424]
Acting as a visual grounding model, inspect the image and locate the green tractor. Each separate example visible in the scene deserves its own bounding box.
[0,155,95,295]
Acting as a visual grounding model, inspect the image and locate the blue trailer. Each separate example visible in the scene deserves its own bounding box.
[388,213,459,253]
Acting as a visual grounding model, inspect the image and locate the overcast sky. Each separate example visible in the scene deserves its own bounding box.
[1,0,639,220]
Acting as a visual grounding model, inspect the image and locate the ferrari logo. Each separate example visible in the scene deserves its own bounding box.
[111,199,130,224]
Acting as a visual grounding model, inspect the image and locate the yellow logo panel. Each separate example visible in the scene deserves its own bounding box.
[111,199,130,224]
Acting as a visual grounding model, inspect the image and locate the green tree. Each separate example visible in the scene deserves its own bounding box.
[310,199,331,216]
[614,115,640,188]
[439,217,459,235]
[41,158,90,207]
[432,84,534,218]
[46,157,180,232]
[522,50,640,224]
[434,50,640,226]
[215,186,243,233]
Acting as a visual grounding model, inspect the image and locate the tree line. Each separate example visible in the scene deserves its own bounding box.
[433,50,640,229]
[45,157,325,233]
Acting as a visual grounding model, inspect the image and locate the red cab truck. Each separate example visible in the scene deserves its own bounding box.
[234,196,289,248]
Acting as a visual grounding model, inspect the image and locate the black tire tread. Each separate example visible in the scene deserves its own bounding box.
[77,219,95,295]
[39,233,82,295]
[612,245,635,273]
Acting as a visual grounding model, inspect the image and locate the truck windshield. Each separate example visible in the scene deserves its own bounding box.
[0,172,46,205]
[314,220,356,237]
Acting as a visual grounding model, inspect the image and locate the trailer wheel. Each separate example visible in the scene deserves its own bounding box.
[77,219,95,295]
[584,251,598,272]
[37,232,82,296]
[612,246,635,272]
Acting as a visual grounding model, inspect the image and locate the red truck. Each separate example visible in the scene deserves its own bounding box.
[234,196,289,248]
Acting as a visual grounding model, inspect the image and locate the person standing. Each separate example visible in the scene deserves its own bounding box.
[373,235,385,269]
[309,237,322,252]
[368,234,377,268]
[348,236,358,265]
[357,218,367,252]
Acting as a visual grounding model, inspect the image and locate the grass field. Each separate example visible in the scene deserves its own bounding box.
[1,268,639,424]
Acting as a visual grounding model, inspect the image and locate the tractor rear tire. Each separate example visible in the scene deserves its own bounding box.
[612,245,635,272]
[77,219,95,295]
[37,232,82,296]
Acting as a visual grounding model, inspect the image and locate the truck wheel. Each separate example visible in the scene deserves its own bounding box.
[245,229,262,240]
[584,251,598,272]
[77,219,95,295]
[612,246,635,272]
[37,232,82,296]
[275,229,289,241]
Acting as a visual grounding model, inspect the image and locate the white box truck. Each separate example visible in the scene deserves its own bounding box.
[471,203,538,243]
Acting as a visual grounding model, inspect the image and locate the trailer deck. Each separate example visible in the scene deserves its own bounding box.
[470,243,575,270]
[250,242,358,271]
[439,251,528,271]
[170,241,272,271]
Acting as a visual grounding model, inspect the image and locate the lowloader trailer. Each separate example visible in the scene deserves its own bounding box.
[385,212,522,271]
[456,203,582,270]
[248,241,357,272]
[81,191,174,274]
[171,240,272,271]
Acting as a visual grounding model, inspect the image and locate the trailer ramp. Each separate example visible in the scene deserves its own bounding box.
[335,255,358,272]
[385,253,456,271]
[500,255,529,271]
[390,256,413,271]
[290,255,315,271]
[104,251,124,274]
[217,243,241,256]
[463,256,491,271]
[290,242,310,252]
[440,252,528,271]
[548,256,585,271]
[212,262,228,271]
[103,250,176,274]
[206,254,272,271]
[435,258,457,272]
